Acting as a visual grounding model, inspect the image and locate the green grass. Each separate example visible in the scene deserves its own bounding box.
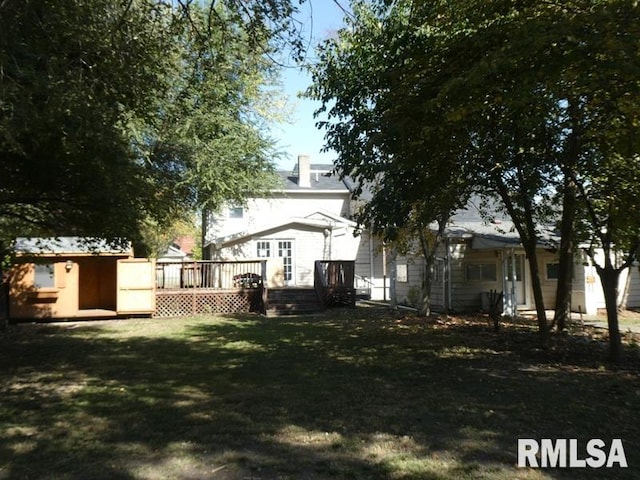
[1,306,639,479]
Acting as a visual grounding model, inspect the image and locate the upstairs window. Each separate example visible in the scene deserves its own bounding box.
[228,206,243,219]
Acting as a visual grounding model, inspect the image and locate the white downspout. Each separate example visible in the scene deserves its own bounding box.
[446,237,452,312]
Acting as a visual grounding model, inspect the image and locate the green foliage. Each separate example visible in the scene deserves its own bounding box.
[0,0,301,248]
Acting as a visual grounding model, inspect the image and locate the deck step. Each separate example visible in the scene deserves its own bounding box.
[265,288,323,316]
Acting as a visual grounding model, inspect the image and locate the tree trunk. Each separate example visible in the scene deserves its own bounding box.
[554,172,577,331]
[417,222,446,317]
[420,251,434,317]
[200,209,210,260]
[598,265,623,364]
[524,239,549,342]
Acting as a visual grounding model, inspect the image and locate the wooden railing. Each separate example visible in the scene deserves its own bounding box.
[314,260,356,307]
[156,260,266,290]
[314,261,328,310]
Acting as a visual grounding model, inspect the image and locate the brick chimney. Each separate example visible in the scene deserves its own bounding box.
[297,154,311,188]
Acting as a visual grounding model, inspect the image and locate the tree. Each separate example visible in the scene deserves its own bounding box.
[0,0,302,250]
[309,1,473,316]
[311,0,640,356]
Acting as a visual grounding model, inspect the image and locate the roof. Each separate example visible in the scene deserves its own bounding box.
[275,163,352,192]
[173,235,195,255]
[157,245,190,262]
[14,237,133,256]
[442,197,558,248]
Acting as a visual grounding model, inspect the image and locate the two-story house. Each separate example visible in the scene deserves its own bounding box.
[203,155,385,297]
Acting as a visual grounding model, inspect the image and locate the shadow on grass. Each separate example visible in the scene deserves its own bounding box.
[0,308,639,479]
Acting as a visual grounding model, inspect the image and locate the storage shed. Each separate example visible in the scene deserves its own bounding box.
[9,237,155,320]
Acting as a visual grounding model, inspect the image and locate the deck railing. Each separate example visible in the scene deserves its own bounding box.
[314,260,356,307]
[156,260,265,290]
[154,260,267,317]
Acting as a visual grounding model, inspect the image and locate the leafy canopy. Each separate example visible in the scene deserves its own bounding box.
[0,0,304,250]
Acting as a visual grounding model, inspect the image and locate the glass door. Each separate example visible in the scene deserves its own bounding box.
[278,240,294,285]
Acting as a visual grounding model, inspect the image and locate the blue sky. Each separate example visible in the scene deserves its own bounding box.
[270,0,348,170]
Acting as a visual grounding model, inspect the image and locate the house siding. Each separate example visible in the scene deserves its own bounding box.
[395,256,427,308]
[449,244,502,312]
[623,266,640,308]
[353,232,386,300]
[207,194,351,242]
[213,226,326,287]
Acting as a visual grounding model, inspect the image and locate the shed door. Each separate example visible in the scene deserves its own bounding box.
[117,259,156,314]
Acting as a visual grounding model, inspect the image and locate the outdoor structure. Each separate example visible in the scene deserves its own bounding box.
[8,237,155,319]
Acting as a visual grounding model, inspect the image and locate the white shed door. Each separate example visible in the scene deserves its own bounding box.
[117,259,156,314]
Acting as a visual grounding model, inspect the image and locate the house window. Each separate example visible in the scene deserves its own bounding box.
[465,263,497,282]
[434,260,444,284]
[34,263,55,288]
[546,262,559,280]
[228,206,243,219]
[256,241,271,258]
[397,264,408,283]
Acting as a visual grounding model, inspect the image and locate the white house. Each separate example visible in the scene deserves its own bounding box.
[203,155,386,297]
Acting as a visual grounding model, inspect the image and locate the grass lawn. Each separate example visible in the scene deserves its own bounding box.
[1,306,639,480]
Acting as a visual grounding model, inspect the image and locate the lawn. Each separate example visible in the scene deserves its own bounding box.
[1,306,639,480]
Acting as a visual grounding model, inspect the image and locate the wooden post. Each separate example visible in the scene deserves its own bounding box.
[261,260,268,314]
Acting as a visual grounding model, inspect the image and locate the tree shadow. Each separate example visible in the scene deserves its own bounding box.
[0,310,638,479]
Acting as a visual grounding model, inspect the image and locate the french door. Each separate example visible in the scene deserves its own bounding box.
[277,240,294,285]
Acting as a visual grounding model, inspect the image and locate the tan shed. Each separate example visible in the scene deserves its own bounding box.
[9,237,155,320]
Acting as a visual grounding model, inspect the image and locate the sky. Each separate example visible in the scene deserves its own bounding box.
[270,0,349,170]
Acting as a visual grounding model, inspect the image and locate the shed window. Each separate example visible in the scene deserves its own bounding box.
[34,263,55,288]
[465,263,497,282]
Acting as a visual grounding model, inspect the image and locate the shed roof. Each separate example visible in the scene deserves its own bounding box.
[14,237,133,256]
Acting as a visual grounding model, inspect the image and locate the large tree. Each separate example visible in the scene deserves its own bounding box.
[0,0,302,251]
